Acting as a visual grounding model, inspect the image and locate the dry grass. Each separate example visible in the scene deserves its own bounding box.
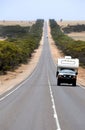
[67,32,85,41]
[57,20,85,28]
[57,20,85,41]
[0,20,35,26]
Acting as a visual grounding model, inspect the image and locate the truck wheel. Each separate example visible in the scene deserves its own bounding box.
[57,79,60,86]
[72,81,76,86]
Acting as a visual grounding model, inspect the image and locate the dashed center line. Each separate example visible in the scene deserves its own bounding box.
[48,77,61,130]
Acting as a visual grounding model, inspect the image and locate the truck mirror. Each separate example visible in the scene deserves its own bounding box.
[76,72,78,75]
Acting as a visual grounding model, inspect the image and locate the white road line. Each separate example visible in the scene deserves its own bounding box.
[0,63,39,102]
[0,84,22,101]
[48,77,61,130]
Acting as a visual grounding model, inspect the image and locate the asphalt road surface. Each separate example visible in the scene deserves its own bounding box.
[0,22,85,130]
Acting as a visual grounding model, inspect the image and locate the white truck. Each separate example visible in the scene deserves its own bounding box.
[56,56,79,86]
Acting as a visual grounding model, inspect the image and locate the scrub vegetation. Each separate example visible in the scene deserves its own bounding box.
[62,24,85,33]
[0,19,44,74]
[49,19,85,67]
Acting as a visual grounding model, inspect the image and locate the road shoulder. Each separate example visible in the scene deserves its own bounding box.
[0,36,43,95]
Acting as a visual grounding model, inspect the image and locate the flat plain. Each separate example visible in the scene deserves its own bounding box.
[58,20,85,41]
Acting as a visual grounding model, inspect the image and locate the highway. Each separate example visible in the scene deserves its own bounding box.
[0,22,85,130]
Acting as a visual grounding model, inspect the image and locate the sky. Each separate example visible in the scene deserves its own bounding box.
[0,0,85,21]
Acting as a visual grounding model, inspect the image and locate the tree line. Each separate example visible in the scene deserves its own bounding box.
[0,19,44,74]
[62,24,85,33]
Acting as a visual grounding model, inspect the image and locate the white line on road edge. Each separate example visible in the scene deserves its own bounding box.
[48,77,61,130]
[0,62,39,102]
[0,76,31,102]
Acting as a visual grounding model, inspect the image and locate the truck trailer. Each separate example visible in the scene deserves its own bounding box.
[56,56,79,86]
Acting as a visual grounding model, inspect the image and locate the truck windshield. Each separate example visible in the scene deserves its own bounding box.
[60,69,75,74]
